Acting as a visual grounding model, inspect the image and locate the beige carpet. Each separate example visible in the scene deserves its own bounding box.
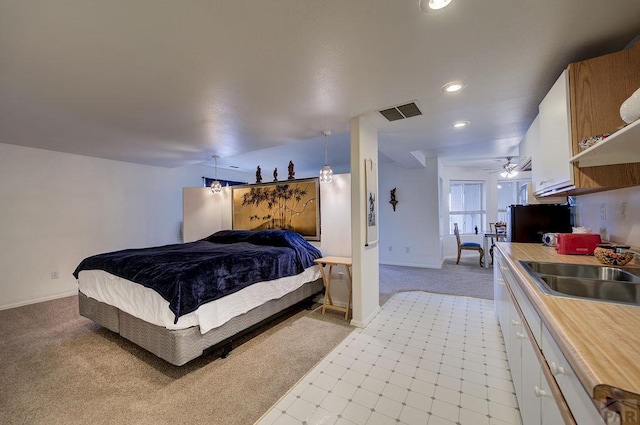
[379,258,494,306]
[0,295,354,425]
[2,261,493,425]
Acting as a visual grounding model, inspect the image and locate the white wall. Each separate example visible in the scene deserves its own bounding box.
[0,142,249,310]
[378,159,442,268]
[315,174,353,308]
[182,187,233,242]
[316,174,352,257]
[574,186,640,247]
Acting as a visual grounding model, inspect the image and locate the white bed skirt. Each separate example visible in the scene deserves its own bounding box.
[77,266,321,334]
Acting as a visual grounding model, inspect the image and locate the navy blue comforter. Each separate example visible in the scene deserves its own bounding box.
[73,230,322,322]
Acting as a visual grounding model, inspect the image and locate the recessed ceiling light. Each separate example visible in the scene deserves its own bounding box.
[419,0,453,13]
[442,81,465,93]
[452,120,470,128]
[427,0,453,10]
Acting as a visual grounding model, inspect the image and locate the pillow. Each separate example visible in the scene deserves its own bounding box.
[246,230,301,247]
[202,229,322,269]
[202,229,308,247]
[200,230,255,244]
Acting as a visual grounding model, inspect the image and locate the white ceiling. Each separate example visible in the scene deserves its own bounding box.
[1,1,639,176]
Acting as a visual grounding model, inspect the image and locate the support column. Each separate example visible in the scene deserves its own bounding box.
[350,117,380,327]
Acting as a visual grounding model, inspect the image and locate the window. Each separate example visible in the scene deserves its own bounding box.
[449,181,484,234]
[496,179,530,223]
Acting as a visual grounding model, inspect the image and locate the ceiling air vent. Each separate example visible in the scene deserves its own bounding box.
[379,102,423,122]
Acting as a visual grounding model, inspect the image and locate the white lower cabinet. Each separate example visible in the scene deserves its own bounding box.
[493,250,604,425]
[506,288,563,425]
[542,326,607,425]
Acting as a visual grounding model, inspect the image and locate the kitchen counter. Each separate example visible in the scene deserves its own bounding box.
[497,242,640,406]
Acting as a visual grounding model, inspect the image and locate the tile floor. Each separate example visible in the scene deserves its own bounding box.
[256,291,522,425]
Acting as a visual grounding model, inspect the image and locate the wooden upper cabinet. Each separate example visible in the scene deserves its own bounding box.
[568,42,640,191]
[569,43,640,141]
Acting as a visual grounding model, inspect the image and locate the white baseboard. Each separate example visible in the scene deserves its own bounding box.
[444,254,480,260]
[0,290,78,311]
[326,300,348,308]
[350,305,380,328]
[380,260,444,269]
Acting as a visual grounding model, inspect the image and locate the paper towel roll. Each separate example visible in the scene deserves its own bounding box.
[620,87,640,124]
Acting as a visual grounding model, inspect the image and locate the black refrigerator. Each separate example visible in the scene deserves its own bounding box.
[506,204,573,243]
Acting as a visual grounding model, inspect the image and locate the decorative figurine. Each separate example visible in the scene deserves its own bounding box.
[273,167,278,182]
[288,161,295,180]
[390,188,398,211]
[256,166,262,184]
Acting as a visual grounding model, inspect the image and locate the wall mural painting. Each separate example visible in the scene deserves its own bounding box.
[232,177,321,241]
[365,158,378,246]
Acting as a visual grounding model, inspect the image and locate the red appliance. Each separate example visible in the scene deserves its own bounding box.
[556,234,602,255]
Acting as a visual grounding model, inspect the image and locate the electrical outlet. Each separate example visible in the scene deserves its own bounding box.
[405,247,410,253]
[600,203,607,221]
[51,270,59,279]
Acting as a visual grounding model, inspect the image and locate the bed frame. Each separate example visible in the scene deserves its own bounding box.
[78,278,324,366]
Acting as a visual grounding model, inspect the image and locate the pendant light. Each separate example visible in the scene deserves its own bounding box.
[210,155,222,193]
[319,131,333,183]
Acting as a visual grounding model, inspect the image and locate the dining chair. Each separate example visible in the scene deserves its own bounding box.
[454,223,484,267]
[495,222,507,241]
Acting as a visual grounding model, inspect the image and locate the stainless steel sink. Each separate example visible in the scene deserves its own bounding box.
[519,261,640,306]
[521,261,640,282]
[539,275,640,305]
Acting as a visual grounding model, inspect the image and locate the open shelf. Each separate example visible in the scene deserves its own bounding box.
[570,119,640,167]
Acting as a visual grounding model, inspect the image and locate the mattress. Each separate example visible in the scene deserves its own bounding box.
[78,266,321,334]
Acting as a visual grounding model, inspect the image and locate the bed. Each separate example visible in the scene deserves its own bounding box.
[74,229,324,366]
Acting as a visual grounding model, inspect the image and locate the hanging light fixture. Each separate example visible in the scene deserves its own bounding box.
[499,157,519,179]
[319,130,333,183]
[210,155,222,193]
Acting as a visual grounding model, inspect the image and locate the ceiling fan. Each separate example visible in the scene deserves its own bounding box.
[499,157,519,179]
[482,157,521,178]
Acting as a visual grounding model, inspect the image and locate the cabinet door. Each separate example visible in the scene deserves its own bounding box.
[494,255,511,351]
[520,330,542,425]
[494,256,504,321]
[535,69,574,195]
[520,114,539,167]
[540,376,568,425]
[499,279,511,352]
[508,301,524,400]
[542,326,605,425]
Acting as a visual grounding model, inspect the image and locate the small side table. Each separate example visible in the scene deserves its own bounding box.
[314,256,353,320]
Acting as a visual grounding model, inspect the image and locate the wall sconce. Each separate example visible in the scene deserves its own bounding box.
[390,188,398,211]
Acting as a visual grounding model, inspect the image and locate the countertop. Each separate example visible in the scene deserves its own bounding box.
[496,242,640,403]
